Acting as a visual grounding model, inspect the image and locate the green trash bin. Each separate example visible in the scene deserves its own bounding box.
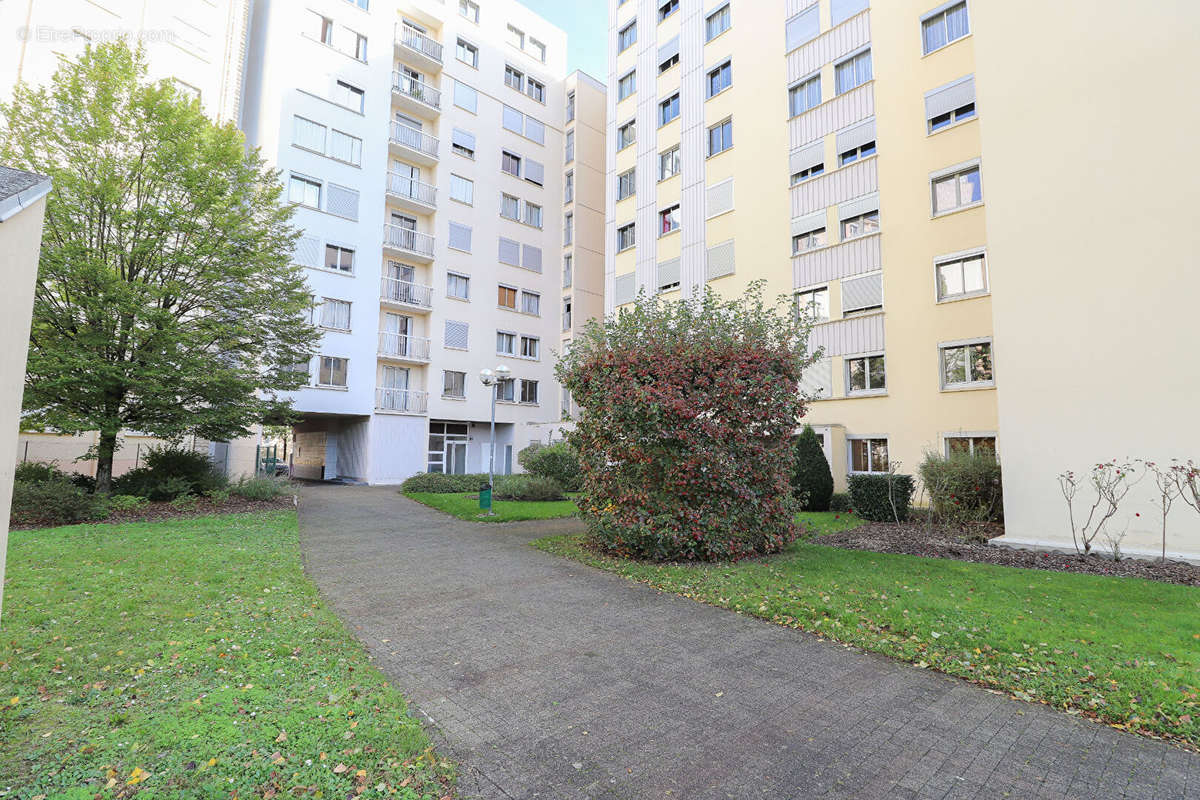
[479,482,492,511]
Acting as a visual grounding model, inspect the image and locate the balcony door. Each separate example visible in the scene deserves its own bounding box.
[390,212,417,249]
[385,261,417,304]
[383,312,412,356]
[381,365,409,390]
[392,161,421,199]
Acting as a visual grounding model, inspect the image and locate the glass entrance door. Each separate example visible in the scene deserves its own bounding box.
[428,422,469,474]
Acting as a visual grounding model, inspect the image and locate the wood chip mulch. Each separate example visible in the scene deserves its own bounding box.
[813,520,1200,587]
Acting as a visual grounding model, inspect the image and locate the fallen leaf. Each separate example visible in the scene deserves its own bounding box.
[275,730,287,743]
[332,763,348,774]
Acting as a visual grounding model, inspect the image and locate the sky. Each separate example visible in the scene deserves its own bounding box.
[516,0,609,79]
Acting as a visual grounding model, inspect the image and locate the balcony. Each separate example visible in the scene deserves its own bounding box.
[379,332,432,364]
[381,276,434,311]
[382,223,435,262]
[385,171,437,214]
[395,23,443,71]
[376,387,429,415]
[388,121,439,165]
[392,71,441,118]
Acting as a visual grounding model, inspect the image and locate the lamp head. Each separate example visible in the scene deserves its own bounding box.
[494,364,512,381]
[479,368,494,385]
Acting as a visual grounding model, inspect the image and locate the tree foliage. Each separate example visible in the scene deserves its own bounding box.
[557,284,819,561]
[1,42,317,491]
[792,425,834,511]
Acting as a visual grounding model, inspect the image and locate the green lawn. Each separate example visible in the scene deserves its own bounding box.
[404,491,578,523]
[0,511,454,798]
[534,512,1200,745]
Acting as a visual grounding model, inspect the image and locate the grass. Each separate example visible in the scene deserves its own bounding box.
[404,491,578,523]
[0,511,454,798]
[533,511,1200,745]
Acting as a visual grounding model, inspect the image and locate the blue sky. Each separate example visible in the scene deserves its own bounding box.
[517,0,608,78]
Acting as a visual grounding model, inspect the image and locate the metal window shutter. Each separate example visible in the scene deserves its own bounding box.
[799,357,833,399]
[838,192,879,220]
[521,244,542,272]
[444,320,469,349]
[502,105,523,134]
[835,117,876,154]
[706,240,736,280]
[831,0,868,25]
[706,178,734,218]
[785,5,818,52]
[789,140,824,175]
[791,209,826,237]
[451,127,475,151]
[657,257,681,288]
[294,235,321,267]
[658,35,680,63]
[453,80,477,113]
[614,272,636,305]
[448,222,472,252]
[525,159,545,185]
[924,74,975,120]
[498,237,520,265]
[524,117,545,144]
[326,184,359,220]
[842,272,883,312]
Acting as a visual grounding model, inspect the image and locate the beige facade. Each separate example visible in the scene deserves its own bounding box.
[15,430,262,482]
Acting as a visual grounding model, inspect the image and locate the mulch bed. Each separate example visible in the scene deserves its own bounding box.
[814,520,1200,587]
[13,494,297,531]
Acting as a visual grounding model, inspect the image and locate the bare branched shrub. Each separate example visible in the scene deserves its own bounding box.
[1141,461,1181,562]
[1058,460,1144,556]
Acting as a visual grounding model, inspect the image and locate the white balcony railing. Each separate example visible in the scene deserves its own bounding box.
[392,71,442,110]
[378,332,432,360]
[383,224,435,257]
[381,276,433,308]
[396,24,444,64]
[376,387,429,414]
[386,171,437,207]
[389,121,439,158]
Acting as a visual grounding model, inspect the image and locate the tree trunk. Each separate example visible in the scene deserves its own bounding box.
[95,428,119,494]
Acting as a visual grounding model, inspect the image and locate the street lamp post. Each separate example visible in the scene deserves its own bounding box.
[478,364,511,514]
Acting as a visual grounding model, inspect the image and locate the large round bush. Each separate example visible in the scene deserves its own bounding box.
[517,442,582,491]
[791,426,834,511]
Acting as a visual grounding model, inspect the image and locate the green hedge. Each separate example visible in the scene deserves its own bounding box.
[493,474,566,502]
[918,451,1003,523]
[791,427,834,511]
[829,492,852,513]
[400,472,490,494]
[517,442,582,491]
[847,473,915,522]
[11,478,109,527]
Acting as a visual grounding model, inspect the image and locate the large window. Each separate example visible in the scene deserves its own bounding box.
[941,340,994,388]
[565,130,575,162]
[617,120,636,150]
[521,290,540,316]
[443,370,466,398]
[496,331,516,355]
[520,379,539,404]
[617,223,635,252]
[526,77,545,103]
[504,65,524,91]
[922,1,969,54]
[325,244,354,273]
[317,356,348,388]
[334,80,365,112]
[618,21,637,53]
[520,335,540,359]
[500,193,520,221]
[497,285,517,309]
[946,435,996,459]
[850,438,889,473]
[705,3,731,40]
[330,130,361,165]
[707,60,732,98]
[524,202,542,229]
[659,204,680,236]
[288,175,321,208]
[834,50,872,95]
[456,38,478,67]
[617,168,636,201]
[317,298,351,330]
[293,116,326,152]
[446,272,470,299]
[847,354,886,393]
[936,252,987,301]
[932,164,982,215]
[792,227,826,255]
[501,150,522,177]
[788,76,820,116]
[796,287,829,322]
[659,93,680,126]
[659,146,680,180]
[449,173,474,204]
[841,210,879,240]
[618,70,636,101]
[507,24,524,49]
[708,118,733,156]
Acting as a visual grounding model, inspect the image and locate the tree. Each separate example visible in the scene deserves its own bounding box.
[557,283,819,561]
[792,426,834,511]
[1,42,317,492]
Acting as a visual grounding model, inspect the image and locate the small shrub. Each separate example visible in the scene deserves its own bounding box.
[400,472,490,494]
[918,451,1003,524]
[847,473,915,522]
[231,475,292,501]
[169,493,200,512]
[10,478,108,527]
[14,460,66,483]
[518,442,581,491]
[791,427,834,511]
[69,472,97,492]
[829,493,852,513]
[108,494,149,512]
[111,446,226,499]
[206,487,232,504]
[493,474,566,502]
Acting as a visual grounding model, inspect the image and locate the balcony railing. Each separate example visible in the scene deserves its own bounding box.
[383,224,435,257]
[381,276,433,308]
[376,387,429,414]
[386,171,437,207]
[392,71,442,110]
[389,121,439,158]
[396,23,444,64]
[378,332,432,361]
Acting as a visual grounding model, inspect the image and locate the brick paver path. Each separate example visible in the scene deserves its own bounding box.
[298,484,1197,799]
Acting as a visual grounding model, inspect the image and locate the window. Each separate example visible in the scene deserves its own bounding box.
[504,64,524,91]
[496,378,515,401]
[941,341,994,388]
[922,1,969,54]
[496,331,516,353]
[932,164,982,214]
[288,175,321,208]
[527,78,545,103]
[617,121,635,150]
[659,53,679,73]
[520,335,540,359]
[791,163,824,185]
[507,24,524,49]
[936,252,987,301]
[796,287,829,322]
[319,16,333,44]
[618,70,636,101]
[500,193,521,220]
[354,33,368,61]
[707,119,733,156]
[564,130,576,163]
[841,210,879,239]
[564,212,574,245]
[497,285,517,309]
[330,130,362,165]
[839,140,876,166]
[521,291,540,316]
[850,438,889,473]
[524,202,543,228]
[447,272,470,299]
[520,379,539,404]
[293,116,326,152]
[562,296,573,330]
[501,150,522,177]
[659,146,680,180]
[617,222,635,251]
[659,204,680,236]
[929,102,975,133]
[834,50,872,95]
[789,76,821,116]
[659,93,680,125]
[563,256,573,289]
[564,170,574,203]
[443,370,466,398]
[325,244,354,273]
[792,227,826,255]
[618,21,637,53]
[318,298,351,330]
[453,80,478,112]
[847,354,886,393]
[566,91,576,122]
[529,37,547,62]
[659,0,679,21]
[456,38,478,67]
[459,0,480,22]
[617,168,636,201]
[707,60,731,98]
[317,356,348,387]
[449,174,474,204]
[334,80,365,112]
[706,4,731,40]
[451,128,475,158]
[946,435,996,459]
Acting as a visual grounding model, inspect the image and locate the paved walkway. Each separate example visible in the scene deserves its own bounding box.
[297,484,1197,800]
